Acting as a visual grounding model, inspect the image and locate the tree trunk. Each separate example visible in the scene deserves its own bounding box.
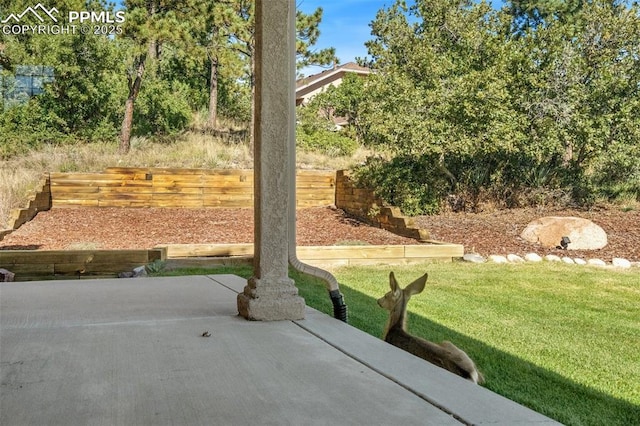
[119,56,146,154]
[207,56,219,128]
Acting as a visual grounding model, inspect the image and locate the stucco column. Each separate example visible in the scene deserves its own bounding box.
[237,0,305,321]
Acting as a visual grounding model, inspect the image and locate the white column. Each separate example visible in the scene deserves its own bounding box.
[237,0,305,321]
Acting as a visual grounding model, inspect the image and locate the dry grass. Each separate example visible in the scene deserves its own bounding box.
[0,167,43,229]
[0,131,372,229]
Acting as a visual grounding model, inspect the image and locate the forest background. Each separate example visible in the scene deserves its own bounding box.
[1,0,639,222]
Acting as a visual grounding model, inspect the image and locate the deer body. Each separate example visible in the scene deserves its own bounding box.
[378,272,483,384]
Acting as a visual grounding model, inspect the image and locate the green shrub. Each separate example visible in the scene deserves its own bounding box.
[352,155,450,216]
[133,78,192,136]
[0,99,70,159]
[592,143,640,202]
[296,127,359,157]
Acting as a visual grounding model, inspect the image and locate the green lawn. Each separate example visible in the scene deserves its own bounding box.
[158,262,640,425]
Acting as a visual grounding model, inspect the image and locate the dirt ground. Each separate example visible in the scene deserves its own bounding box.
[1,205,638,262]
[414,206,640,262]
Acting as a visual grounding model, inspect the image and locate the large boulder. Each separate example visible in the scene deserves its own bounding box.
[520,216,607,250]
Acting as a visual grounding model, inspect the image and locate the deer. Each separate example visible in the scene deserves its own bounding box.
[377,272,484,384]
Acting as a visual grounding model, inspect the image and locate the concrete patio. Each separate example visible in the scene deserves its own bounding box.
[0,274,560,425]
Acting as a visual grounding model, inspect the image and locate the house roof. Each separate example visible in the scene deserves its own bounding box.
[296,62,371,98]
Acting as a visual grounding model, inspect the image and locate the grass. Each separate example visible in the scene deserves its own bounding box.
[155,262,640,426]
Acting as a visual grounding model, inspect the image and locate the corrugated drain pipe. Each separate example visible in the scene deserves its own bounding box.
[287,158,347,322]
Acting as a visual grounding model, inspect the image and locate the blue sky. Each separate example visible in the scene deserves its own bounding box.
[297,0,506,76]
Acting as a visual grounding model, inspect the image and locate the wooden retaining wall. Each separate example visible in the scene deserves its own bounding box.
[1,175,51,241]
[159,243,464,268]
[50,167,336,209]
[335,170,430,241]
[0,248,166,281]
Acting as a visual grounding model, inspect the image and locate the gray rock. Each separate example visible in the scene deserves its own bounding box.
[0,268,15,282]
[507,254,525,263]
[520,216,607,250]
[524,253,543,262]
[545,254,562,262]
[488,255,508,264]
[463,253,486,263]
[562,257,575,264]
[133,266,148,277]
[574,258,587,265]
[612,258,631,269]
[587,259,607,267]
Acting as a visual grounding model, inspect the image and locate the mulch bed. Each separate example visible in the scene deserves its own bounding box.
[1,205,638,262]
[0,206,419,250]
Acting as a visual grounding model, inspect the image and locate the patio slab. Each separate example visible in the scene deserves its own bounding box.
[1,275,559,425]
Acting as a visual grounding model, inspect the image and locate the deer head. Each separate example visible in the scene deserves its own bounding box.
[378,272,428,338]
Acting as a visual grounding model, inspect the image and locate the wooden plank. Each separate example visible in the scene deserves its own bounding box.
[53,192,102,200]
[202,193,253,202]
[296,170,336,177]
[0,251,87,264]
[202,186,253,195]
[295,259,350,268]
[151,175,205,183]
[151,187,204,195]
[98,200,152,208]
[296,190,335,200]
[203,199,253,208]
[150,182,206,189]
[51,180,152,188]
[404,244,464,258]
[164,257,253,269]
[200,181,252,189]
[347,258,449,266]
[1,249,165,280]
[144,167,251,176]
[296,245,405,260]
[296,184,334,191]
[162,243,253,258]
[202,174,253,181]
[200,181,253,189]
[54,262,145,274]
[50,186,100,194]
[92,181,153,188]
[44,249,159,264]
[97,192,154,201]
[151,199,204,208]
[52,199,100,207]
[98,186,155,194]
[296,199,333,208]
[151,193,206,203]
[103,167,153,175]
[50,173,147,181]
[3,263,55,274]
[296,177,335,185]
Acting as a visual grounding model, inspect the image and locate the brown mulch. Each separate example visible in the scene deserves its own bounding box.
[414,207,640,262]
[0,206,419,251]
[1,205,638,262]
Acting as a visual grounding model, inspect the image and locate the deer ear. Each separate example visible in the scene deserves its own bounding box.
[389,272,399,292]
[405,273,428,296]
